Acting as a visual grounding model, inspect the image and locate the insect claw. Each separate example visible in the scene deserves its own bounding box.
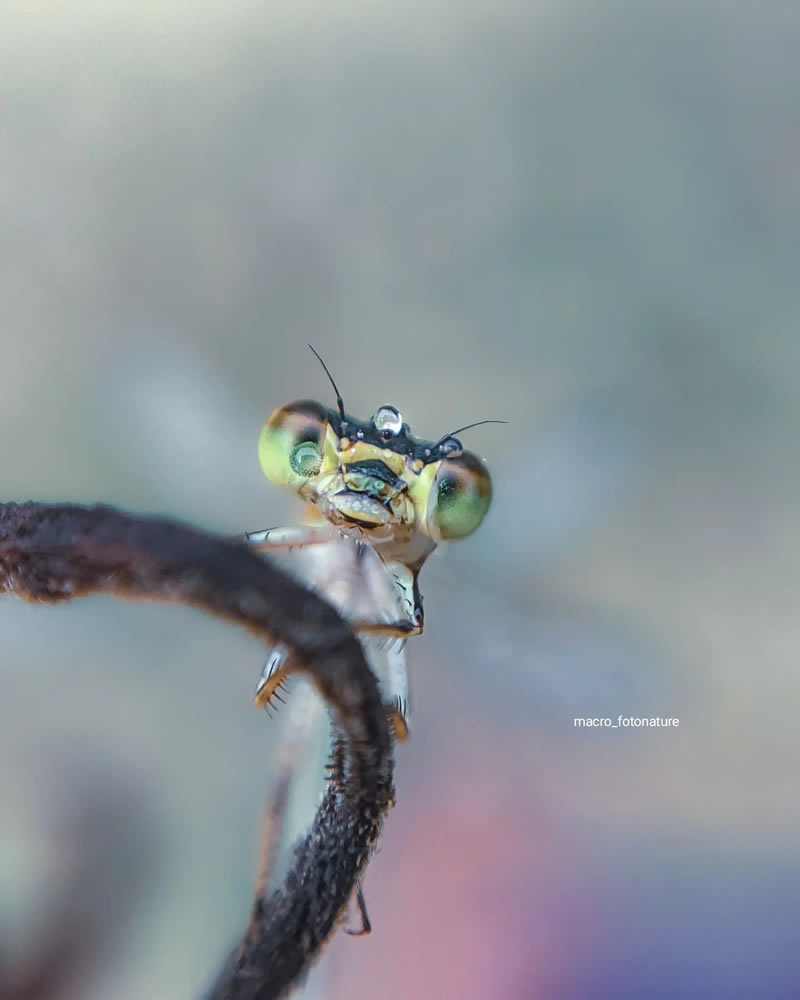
[344,886,372,936]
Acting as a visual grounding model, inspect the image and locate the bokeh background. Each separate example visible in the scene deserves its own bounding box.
[2,1,799,998]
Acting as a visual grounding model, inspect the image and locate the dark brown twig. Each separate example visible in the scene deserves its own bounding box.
[0,501,395,1000]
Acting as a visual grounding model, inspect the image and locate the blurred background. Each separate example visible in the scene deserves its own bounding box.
[1,1,799,997]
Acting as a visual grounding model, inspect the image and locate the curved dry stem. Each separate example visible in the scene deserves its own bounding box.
[0,501,394,1000]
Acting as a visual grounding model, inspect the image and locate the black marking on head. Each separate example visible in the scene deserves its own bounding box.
[327,406,468,464]
[342,460,404,488]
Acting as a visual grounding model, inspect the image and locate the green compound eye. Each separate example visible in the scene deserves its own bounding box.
[290,440,322,477]
[258,400,330,488]
[428,451,492,541]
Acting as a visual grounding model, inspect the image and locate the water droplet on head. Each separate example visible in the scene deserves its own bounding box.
[373,405,403,437]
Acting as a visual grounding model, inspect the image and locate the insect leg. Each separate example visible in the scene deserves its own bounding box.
[243,524,335,553]
[384,637,411,743]
[351,563,425,638]
[253,646,294,712]
[355,619,421,638]
[344,885,372,936]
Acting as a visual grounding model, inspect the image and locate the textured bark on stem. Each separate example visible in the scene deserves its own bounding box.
[0,501,394,1000]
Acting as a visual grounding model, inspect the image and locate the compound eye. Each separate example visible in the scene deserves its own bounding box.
[258,400,329,488]
[429,451,492,541]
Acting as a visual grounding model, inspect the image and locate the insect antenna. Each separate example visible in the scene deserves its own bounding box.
[308,344,346,422]
[437,419,507,446]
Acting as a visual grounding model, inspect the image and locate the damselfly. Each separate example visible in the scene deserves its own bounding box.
[243,349,498,740]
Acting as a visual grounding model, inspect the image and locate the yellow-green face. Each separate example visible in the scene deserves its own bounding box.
[258,400,492,546]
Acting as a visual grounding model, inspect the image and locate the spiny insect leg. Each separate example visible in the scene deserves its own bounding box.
[386,695,410,743]
[254,645,293,713]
